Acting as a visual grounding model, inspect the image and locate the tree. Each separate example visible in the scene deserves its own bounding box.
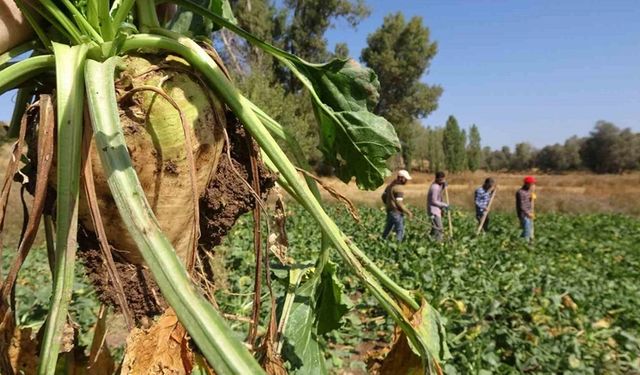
[510,142,536,171]
[536,144,565,171]
[467,124,482,172]
[361,12,442,151]
[426,127,445,172]
[580,121,638,173]
[481,146,492,170]
[442,115,466,172]
[274,0,370,90]
[460,128,468,170]
[333,42,350,58]
[563,136,584,170]
[485,148,510,171]
[282,0,369,61]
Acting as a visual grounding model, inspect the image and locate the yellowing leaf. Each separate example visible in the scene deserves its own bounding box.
[371,299,450,375]
[592,317,612,329]
[562,295,578,311]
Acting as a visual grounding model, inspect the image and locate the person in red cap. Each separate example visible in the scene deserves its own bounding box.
[516,176,536,241]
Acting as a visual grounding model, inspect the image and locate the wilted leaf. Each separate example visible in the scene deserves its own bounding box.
[562,294,578,311]
[121,309,194,375]
[377,331,423,375]
[592,317,612,329]
[259,340,287,375]
[372,298,450,375]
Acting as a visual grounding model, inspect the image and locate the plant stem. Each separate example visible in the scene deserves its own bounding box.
[0,55,55,94]
[84,56,265,375]
[0,40,38,65]
[38,42,89,375]
[136,0,160,30]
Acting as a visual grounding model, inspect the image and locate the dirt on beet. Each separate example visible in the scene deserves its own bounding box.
[76,110,276,322]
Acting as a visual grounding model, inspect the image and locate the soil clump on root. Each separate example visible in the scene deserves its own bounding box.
[77,110,275,322]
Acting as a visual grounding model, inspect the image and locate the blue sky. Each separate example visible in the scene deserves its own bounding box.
[1,0,638,149]
[325,0,640,148]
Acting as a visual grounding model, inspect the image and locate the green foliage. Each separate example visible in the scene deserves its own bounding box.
[467,125,482,172]
[443,115,466,173]
[280,261,351,374]
[1,247,101,349]
[333,43,350,59]
[282,57,401,188]
[535,137,584,172]
[509,142,535,171]
[279,0,369,62]
[217,206,640,374]
[580,121,640,173]
[8,207,640,373]
[236,64,321,163]
[361,12,442,155]
[169,0,237,35]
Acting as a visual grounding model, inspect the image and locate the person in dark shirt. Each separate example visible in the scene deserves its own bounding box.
[516,176,536,241]
[475,178,495,232]
[381,170,413,242]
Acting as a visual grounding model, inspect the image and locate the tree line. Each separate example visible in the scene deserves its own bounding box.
[412,119,640,174]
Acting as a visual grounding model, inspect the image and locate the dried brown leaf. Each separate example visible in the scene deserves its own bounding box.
[258,340,287,375]
[121,309,194,375]
[7,325,38,375]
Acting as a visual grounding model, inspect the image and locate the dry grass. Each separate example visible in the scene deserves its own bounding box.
[316,171,640,217]
[2,138,639,251]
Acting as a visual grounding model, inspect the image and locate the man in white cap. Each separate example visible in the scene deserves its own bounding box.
[381,169,414,242]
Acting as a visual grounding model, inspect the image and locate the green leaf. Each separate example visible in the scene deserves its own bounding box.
[282,272,327,375]
[38,41,89,375]
[285,58,400,189]
[316,262,351,335]
[282,262,350,374]
[169,0,236,35]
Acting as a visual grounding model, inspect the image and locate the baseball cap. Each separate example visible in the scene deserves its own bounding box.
[524,176,536,184]
[398,169,412,180]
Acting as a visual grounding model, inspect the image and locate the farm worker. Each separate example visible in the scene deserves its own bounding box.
[381,169,414,242]
[475,178,496,232]
[516,176,536,241]
[427,171,449,242]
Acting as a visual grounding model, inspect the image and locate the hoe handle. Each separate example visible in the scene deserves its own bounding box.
[445,186,453,237]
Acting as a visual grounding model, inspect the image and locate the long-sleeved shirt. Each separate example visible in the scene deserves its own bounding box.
[427,182,447,217]
[475,187,492,216]
[516,188,533,219]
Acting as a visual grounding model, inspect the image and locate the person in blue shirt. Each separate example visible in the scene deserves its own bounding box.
[475,178,496,232]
